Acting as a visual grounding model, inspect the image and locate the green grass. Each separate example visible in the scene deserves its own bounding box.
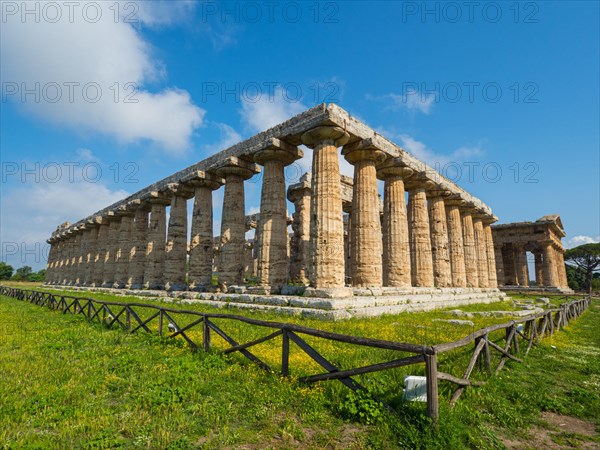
[1,285,598,448]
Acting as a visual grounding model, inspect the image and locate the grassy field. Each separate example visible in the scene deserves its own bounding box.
[0,283,598,448]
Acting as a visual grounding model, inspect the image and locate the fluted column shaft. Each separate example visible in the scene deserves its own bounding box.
[255,146,300,292]
[75,231,87,285]
[556,249,567,287]
[69,234,80,285]
[128,208,148,289]
[84,227,98,286]
[144,202,167,289]
[494,245,505,286]
[343,147,385,288]
[165,194,188,291]
[461,211,479,288]
[114,215,133,288]
[102,219,120,287]
[446,204,467,287]
[408,188,434,287]
[219,175,246,288]
[515,245,529,287]
[534,252,544,286]
[473,218,489,288]
[302,126,349,293]
[428,195,451,287]
[289,185,311,284]
[93,223,109,286]
[484,223,498,288]
[189,185,216,290]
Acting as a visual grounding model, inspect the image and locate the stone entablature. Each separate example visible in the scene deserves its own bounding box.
[45,104,500,300]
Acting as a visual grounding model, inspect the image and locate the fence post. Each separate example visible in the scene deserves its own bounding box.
[158,310,164,336]
[425,352,439,423]
[281,329,290,376]
[203,316,210,352]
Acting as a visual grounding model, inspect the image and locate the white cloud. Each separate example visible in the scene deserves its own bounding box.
[240,86,307,133]
[564,235,600,249]
[1,179,129,270]
[0,2,204,154]
[368,90,435,114]
[391,133,483,168]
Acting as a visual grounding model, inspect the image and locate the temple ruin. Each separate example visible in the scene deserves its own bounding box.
[492,215,573,294]
[44,104,507,318]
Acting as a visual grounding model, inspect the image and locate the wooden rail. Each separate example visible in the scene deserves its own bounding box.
[0,286,590,423]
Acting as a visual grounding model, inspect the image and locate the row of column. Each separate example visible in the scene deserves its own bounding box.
[288,127,498,293]
[47,126,498,296]
[496,242,568,288]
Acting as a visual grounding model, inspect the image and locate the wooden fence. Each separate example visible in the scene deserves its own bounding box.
[0,286,591,422]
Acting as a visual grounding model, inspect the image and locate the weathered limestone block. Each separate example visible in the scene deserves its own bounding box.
[60,237,70,284]
[501,245,517,285]
[301,126,351,296]
[445,200,467,288]
[127,207,149,289]
[473,217,489,288]
[70,232,81,285]
[342,140,386,287]
[144,197,169,290]
[215,158,259,290]
[427,191,452,288]
[407,184,434,287]
[187,172,222,291]
[74,229,87,285]
[515,244,529,287]
[93,220,110,286]
[556,249,568,288]
[102,216,120,287]
[483,222,498,288]
[288,174,311,285]
[165,185,193,291]
[461,209,479,288]
[254,141,302,292]
[44,241,57,284]
[113,212,134,289]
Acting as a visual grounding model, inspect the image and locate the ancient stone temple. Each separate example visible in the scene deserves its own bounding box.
[44,104,506,318]
[492,215,573,294]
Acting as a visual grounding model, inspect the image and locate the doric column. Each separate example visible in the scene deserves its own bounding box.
[57,237,68,284]
[164,184,193,292]
[45,240,57,284]
[502,245,517,285]
[50,240,60,284]
[494,244,505,286]
[144,194,170,290]
[461,207,479,288]
[215,157,260,290]
[406,177,434,287]
[445,198,467,287]
[534,251,544,287]
[84,220,100,286]
[113,209,134,289]
[483,219,498,288]
[288,173,312,285]
[556,247,568,288]
[186,171,223,291]
[254,140,302,293]
[427,188,452,288]
[342,140,386,288]
[102,214,120,287]
[93,217,110,287]
[515,244,529,287]
[472,216,489,288]
[60,236,70,284]
[75,228,87,285]
[301,126,351,296]
[70,231,82,285]
[127,205,149,289]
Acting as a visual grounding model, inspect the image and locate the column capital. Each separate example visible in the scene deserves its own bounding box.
[425,184,452,199]
[342,139,386,165]
[213,156,260,180]
[481,215,498,225]
[404,172,437,192]
[181,170,224,190]
[142,191,171,206]
[165,182,195,199]
[287,172,311,203]
[301,125,349,148]
[376,158,414,180]
[254,138,303,166]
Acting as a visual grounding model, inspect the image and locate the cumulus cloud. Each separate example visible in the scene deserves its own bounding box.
[564,235,600,249]
[0,1,204,154]
[240,86,307,133]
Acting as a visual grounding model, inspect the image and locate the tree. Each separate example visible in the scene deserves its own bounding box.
[27,270,46,282]
[12,266,33,281]
[564,243,600,294]
[0,262,13,280]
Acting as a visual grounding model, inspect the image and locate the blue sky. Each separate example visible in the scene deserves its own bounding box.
[1,0,599,271]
